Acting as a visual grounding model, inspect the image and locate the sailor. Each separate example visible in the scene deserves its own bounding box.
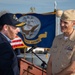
[0,11,25,75]
[47,9,75,75]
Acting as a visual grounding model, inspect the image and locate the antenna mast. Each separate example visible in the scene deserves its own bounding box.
[30,7,36,13]
[54,1,57,12]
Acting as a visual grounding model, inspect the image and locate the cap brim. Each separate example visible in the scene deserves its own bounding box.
[16,22,25,27]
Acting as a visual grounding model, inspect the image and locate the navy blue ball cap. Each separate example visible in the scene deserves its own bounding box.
[0,13,25,27]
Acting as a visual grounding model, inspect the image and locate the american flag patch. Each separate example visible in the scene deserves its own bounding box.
[10,36,28,49]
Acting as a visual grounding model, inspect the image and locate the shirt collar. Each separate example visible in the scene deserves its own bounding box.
[59,30,75,41]
[69,30,75,41]
[0,32,11,42]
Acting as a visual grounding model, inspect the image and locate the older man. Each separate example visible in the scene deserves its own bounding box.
[47,9,75,75]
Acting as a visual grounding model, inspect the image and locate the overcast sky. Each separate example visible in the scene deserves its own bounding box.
[0,0,75,13]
